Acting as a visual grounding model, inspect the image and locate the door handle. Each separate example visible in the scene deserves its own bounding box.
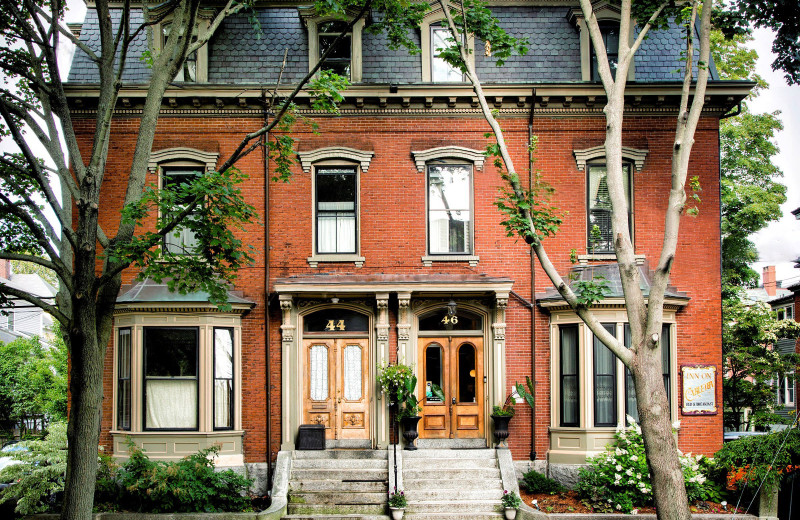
[451,397,456,405]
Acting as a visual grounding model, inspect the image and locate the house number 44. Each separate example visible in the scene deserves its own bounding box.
[325,319,346,331]
[441,315,459,325]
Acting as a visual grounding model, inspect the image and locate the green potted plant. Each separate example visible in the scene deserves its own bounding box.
[491,392,516,446]
[388,490,407,519]
[501,490,522,519]
[378,363,423,450]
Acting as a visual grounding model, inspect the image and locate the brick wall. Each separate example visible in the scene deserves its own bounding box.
[81,110,723,463]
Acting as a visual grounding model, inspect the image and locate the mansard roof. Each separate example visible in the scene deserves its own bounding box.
[66,4,717,86]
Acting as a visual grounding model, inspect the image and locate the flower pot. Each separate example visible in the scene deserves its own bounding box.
[492,414,512,447]
[401,416,421,450]
[390,506,405,520]
[504,506,518,520]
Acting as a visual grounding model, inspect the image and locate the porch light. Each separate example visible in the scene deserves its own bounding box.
[446,299,457,316]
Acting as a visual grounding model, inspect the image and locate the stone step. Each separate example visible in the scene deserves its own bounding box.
[290,468,389,481]
[292,458,389,470]
[290,480,387,493]
[414,439,488,449]
[405,500,501,514]
[404,513,503,520]
[403,457,498,469]
[406,488,504,502]
[287,504,387,516]
[403,478,502,491]
[290,492,387,505]
[293,449,387,460]
[403,467,500,480]
[283,515,390,520]
[403,448,495,459]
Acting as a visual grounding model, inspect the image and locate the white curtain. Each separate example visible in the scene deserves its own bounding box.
[214,380,232,428]
[214,329,233,428]
[317,215,355,253]
[146,380,197,429]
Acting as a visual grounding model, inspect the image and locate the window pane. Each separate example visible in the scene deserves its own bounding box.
[432,26,462,82]
[428,165,471,254]
[163,167,202,255]
[316,168,356,254]
[214,328,234,429]
[304,309,369,332]
[309,345,328,401]
[560,325,579,426]
[661,324,671,406]
[117,328,131,431]
[588,164,631,253]
[458,344,476,403]
[425,344,443,402]
[144,328,198,430]
[594,324,617,426]
[343,345,363,401]
[624,324,638,423]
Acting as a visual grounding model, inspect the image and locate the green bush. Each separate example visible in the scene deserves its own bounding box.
[714,429,800,495]
[520,469,564,494]
[576,417,722,513]
[96,444,253,513]
[0,422,67,515]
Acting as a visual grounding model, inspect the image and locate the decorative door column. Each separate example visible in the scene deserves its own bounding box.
[279,295,296,450]
[376,293,390,448]
[396,292,411,363]
[492,293,509,408]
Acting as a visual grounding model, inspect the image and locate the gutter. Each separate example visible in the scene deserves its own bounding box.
[262,87,273,493]
[528,88,537,462]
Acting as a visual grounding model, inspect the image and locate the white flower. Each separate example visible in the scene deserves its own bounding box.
[616,504,622,510]
[626,414,637,426]
[616,464,623,471]
[626,468,634,476]
[630,455,638,461]
[631,509,639,515]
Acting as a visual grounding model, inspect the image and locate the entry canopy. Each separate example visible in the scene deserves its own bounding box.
[535,263,689,308]
[274,273,513,299]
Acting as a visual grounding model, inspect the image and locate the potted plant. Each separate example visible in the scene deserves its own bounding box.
[378,363,423,450]
[388,490,407,519]
[491,392,516,446]
[501,490,522,520]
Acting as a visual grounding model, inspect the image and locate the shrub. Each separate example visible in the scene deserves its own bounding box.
[520,469,565,494]
[97,444,253,513]
[0,422,67,515]
[576,417,720,513]
[714,429,800,496]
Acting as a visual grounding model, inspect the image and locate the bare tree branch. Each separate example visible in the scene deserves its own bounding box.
[0,282,68,325]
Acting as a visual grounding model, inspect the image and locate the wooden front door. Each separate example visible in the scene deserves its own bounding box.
[418,336,484,439]
[303,338,370,440]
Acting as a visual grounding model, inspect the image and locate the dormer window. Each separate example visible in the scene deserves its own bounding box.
[318,21,352,78]
[162,23,197,82]
[150,7,213,84]
[591,22,619,82]
[431,23,463,82]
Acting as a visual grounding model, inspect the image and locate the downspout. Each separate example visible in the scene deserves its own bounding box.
[528,88,537,462]
[262,87,273,493]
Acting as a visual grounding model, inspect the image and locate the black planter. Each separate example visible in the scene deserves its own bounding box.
[401,416,421,450]
[491,414,512,447]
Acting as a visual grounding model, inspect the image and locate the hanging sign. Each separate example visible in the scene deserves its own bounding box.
[681,364,717,415]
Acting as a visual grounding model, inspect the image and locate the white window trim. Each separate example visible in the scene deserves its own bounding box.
[567,2,635,82]
[548,309,677,451]
[585,161,636,255]
[420,4,475,83]
[776,371,795,407]
[110,312,244,463]
[300,9,364,83]
[307,159,365,268]
[573,145,649,172]
[148,6,214,83]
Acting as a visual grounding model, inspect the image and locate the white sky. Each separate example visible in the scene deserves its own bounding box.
[748,28,800,288]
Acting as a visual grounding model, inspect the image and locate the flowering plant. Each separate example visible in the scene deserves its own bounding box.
[576,416,719,513]
[388,490,407,508]
[500,490,522,509]
[377,363,421,421]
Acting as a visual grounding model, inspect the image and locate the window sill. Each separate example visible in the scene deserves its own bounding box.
[307,254,365,268]
[577,254,645,265]
[421,255,479,267]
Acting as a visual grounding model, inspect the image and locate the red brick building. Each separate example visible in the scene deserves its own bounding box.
[66,1,750,491]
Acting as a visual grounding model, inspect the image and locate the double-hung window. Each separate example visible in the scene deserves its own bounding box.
[427,164,472,254]
[560,325,579,427]
[593,324,617,426]
[316,166,357,254]
[777,372,796,407]
[587,163,632,253]
[214,328,235,430]
[117,328,132,431]
[624,324,672,422]
[431,24,463,82]
[318,21,352,79]
[162,166,202,255]
[591,22,619,82]
[143,328,199,430]
[162,23,198,82]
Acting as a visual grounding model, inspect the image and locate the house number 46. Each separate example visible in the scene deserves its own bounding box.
[441,315,459,325]
[325,319,346,331]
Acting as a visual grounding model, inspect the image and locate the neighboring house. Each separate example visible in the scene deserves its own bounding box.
[0,259,57,345]
[65,2,750,490]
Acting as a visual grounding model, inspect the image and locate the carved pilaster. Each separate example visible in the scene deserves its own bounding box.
[279,295,295,342]
[493,293,508,341]
[397,292,411,342]
[376,293,390,342]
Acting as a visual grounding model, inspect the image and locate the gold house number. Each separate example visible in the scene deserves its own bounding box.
[441,315,459,325]
[325,319,346,331]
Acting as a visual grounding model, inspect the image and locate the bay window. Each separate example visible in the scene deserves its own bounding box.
[560,325,579,427]
[144,328,199,430]
[214,328,234,430]
[593,323,617,426]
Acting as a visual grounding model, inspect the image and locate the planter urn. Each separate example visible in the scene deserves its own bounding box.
[491,414,512,447]
[504,507,518,520]
[390,506,405,520]
[401,416,421,450]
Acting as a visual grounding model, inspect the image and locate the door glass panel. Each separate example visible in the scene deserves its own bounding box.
[425,343,443,402]
[458,344,476,403]
[309,345,328,401]
[343,344,362,401]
